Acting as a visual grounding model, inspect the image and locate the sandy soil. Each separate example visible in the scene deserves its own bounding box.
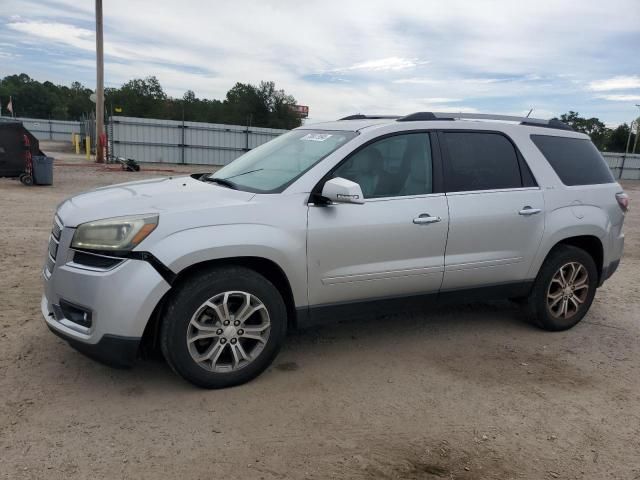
[1,142,639,479]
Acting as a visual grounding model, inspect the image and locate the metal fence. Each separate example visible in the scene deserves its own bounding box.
[15,117,81,142]
[602,152,640,180]
[109,116,287,166]
[11,115,640,175]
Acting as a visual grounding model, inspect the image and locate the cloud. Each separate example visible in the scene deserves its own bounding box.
[7,21,94,51]
[393,78,440,85]
[335,57,427,73]
[596,94,640,102]
[6,20,209,67]
[420,97,462,103]
[1,0,639,125]
[588,76,640,91]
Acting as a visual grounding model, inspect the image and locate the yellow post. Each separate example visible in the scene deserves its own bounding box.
[85,136,90,160]
[75,134,80,154]
[71,132,75,144]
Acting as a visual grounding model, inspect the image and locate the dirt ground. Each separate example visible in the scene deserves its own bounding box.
[1,142,639,480]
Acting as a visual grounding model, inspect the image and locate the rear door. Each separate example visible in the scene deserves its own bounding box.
[439,130,545,291]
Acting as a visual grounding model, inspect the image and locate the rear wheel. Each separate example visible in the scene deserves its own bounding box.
[527,245,598,331]
[160,266,287,388]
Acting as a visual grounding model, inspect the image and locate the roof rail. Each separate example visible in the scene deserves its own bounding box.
[522,118,573,131]
[338,114,401,120]
[397,112,573,131]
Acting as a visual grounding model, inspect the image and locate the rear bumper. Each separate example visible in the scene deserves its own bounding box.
[599,259,620,286]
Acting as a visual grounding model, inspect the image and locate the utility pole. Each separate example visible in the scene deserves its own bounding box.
[95,0,105,163]
[632,104,640,155]
[625,122,633,155]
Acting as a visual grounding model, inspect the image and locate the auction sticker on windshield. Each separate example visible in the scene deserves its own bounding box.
[300,133,333,142]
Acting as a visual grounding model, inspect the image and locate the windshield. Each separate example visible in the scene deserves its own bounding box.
[209,129,357,192]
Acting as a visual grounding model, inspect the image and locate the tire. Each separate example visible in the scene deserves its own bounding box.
[526,245,598,331]
[20,174,33,186]
[160,266,287,388]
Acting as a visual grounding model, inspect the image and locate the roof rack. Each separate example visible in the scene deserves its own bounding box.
[338,114,402,120]
[396,112,573,131]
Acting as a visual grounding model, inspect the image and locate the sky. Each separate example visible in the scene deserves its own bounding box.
[0,0,639,126]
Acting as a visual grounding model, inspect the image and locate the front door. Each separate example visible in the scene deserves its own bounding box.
[307,132,449,309]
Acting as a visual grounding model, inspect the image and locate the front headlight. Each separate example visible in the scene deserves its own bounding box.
[71,214,158,252]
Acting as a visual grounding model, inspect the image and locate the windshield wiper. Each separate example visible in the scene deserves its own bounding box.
[202,176,237,189]
[222,168,264,180]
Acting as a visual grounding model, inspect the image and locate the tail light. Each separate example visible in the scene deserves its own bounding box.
[616,192,629,213]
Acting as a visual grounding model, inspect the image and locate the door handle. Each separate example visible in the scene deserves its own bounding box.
[519,206,541,216]
[413,214,442,225]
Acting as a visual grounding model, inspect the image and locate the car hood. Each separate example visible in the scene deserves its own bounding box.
[57,175,255,227]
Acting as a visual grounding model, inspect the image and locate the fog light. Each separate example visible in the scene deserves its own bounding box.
[59,300,93,329]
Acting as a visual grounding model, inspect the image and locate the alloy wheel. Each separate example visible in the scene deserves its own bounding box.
[186,291,271,372]
[546,262,589,320]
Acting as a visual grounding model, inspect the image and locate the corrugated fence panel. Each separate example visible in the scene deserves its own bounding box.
[603,153,640,180]
[110,116,287,165]
[22,114,635,174]
[16,117,81,142]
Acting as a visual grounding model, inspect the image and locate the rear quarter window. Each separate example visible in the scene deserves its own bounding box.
[530,135,614,186]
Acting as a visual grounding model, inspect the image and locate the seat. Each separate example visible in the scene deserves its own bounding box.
[401,149,430,195]
[348,148,384,198]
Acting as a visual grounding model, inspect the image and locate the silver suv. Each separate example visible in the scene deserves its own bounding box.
[42,112,628,388]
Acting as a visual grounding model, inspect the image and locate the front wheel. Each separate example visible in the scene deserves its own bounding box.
[160,266,287,388]
[526,245,598,331]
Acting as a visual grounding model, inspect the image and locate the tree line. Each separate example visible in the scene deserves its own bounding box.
[0,74,303,130]
[1,73,637,151]
[554,111,637,154]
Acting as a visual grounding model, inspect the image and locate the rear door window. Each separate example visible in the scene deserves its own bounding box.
[530,135,614,186]
[442,132,523,192]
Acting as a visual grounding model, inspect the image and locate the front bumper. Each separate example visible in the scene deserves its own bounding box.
[44,306,140,368]
[42,228,171,366]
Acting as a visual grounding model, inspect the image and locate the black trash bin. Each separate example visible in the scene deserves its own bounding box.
[32,155,54,185]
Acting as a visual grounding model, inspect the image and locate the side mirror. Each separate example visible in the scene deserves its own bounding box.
[321,177,365,205]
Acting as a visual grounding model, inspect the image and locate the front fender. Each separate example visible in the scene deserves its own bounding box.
[147,224,308,307]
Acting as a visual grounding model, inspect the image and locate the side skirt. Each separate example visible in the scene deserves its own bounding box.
[295,280,533,329]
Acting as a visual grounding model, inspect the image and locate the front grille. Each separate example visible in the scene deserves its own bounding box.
[44,216,63,279]
[45,255,55,276]
[52,219,61,240]
[48,236,59,259]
